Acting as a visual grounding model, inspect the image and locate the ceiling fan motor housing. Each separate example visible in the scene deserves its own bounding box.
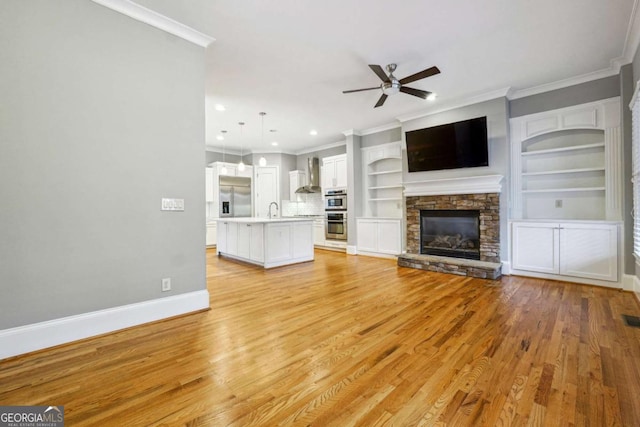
[381,80,400,95]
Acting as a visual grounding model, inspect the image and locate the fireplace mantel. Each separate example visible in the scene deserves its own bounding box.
[404,174,504,197]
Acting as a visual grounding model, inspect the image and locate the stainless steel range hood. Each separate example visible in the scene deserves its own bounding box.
[295,157,321,194]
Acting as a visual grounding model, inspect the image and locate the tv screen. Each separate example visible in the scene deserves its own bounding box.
[406,116,488,173]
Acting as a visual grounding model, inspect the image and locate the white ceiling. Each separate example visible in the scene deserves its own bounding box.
[132,0,637,154]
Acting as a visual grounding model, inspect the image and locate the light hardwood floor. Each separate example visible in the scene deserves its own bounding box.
[1,249,640,426]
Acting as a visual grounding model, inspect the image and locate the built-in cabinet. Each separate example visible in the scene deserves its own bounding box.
[356,218,402,256]
[205,167,214,203]
[509,98,623,287]
[313,218,325,246]
[362,141,403,218]
[206,222,216,247]
[322,154,347,190]
[289,170,306,202]
[511,221,619,284]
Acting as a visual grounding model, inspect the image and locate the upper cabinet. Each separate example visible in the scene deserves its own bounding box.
[510,98,622,221]
[289,170,306,202]
[322,154,347,190]
[205,167,214,203]
[361,141,403,218]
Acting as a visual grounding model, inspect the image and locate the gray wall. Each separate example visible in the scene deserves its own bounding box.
[361,127,402,148]
[205,151,241,165]
[0,1,206,329]
[620,65,635,275]
[510,75,620,118]
[296,144,347,172]
[403,98,510,261]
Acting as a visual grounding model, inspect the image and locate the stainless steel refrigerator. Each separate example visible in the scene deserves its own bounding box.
[219,176,252,217]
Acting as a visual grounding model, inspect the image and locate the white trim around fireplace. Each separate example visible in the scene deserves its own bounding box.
[403,175,504,197]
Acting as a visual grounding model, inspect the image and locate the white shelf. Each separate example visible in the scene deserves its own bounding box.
[522,167,605,177]
[368,169,402,176]
[521,142,604,156]
[370,197,403,202]
[369,185,404,190]
[522,187,605,194]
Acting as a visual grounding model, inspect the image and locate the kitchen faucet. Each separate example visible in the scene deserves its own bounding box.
[268,201,279,219]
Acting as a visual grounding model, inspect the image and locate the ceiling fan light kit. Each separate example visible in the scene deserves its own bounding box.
[343,63,440,108]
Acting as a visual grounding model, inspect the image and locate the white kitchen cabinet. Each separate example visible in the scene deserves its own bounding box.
[206,222,217,247]
[217,221,227,253]
[322,154,347,190]
[237,222,264,262]
[213,162,253,178]
[362,141,403,218]
[356,218,401,256]
[255,165,280,218]
[313,218,325,246]
[511,221,619,284]
[205,167,214,203]
[226,222,238,255]
[289,170,306,202]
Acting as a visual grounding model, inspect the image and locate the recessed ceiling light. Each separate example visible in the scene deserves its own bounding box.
[269,129,277,133]
[427,93,437,101]
[216,135,224,141]
[309,130,318,136]
[271,141,278,146]
[214,104,226,111]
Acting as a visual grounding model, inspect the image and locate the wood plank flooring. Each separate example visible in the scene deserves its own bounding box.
[1,249,640,426]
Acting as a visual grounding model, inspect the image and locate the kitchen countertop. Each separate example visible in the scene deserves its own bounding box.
[216,217,314,224]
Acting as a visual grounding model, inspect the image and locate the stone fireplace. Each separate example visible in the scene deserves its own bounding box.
[398,175,503,279]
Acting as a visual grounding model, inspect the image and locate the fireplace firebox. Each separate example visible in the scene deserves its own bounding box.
[420,210,480,260]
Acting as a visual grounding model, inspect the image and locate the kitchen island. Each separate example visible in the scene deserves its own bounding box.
[216,217,314,268]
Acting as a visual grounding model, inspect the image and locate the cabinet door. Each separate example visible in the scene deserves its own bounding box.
[322,160,336,190]
[226,222,238,255]
[559,223,618,281]
[205,168,214,202]
[217,222,228,253]
[335,155,347,188]
[289,171,305,201]
[377,220,401,255]
[218,163,237,177]
[313,220,325,246]
[511,222,559,274]
[237,165,253,178]
[206,224,217,246]
[357,220,378,252]
[237,223,251,259]
[250,224,264,262]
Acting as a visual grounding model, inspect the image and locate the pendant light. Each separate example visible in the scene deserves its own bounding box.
[258,112,267,167]
[220,130,228,175]
[237,122,246,172]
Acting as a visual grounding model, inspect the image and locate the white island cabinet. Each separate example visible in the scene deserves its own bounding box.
[216,218,314,268]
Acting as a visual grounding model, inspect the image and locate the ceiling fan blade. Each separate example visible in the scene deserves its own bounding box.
[342,87,379,94]
[400,86,430,99]
[374,94,388,108]
[399,66,441,85]
[369,64,390,82]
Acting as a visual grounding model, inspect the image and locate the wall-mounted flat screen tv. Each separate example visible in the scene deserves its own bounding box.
[406,116,488,173]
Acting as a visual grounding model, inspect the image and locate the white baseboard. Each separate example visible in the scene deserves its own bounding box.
[501,261,511,275]
[0,290,210,360]
[622,274,635,291]
[346,245,357,255]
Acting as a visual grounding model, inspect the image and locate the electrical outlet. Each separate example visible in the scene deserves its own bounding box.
[161,278,171,292]
[555,199,563,208]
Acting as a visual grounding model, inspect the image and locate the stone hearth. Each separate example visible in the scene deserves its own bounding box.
[398,192,502,279]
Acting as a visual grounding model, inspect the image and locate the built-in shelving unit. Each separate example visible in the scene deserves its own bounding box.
[508,98,623,289]
[362,141,403,218]
[510,98,622,221]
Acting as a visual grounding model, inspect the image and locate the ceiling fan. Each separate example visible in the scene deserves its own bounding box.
[343,63,440,108]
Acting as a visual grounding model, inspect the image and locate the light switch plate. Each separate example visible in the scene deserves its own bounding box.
[161,198,184,211]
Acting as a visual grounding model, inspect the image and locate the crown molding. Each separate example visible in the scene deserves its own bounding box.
[620,0,640,66]
[342,129,362,137]
[295,140,346,155]
[359,122,401,136]
[509,66,621,100]
[205,145,242,156]
[91,0,215,48]
[396,87,512,123]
